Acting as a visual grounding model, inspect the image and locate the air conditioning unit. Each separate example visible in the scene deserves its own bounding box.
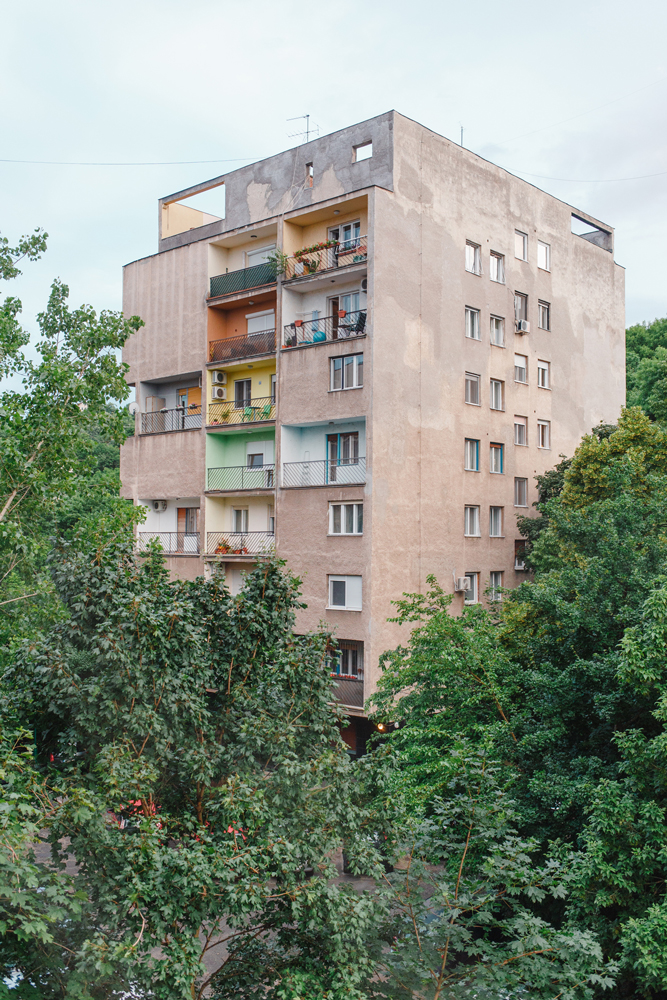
[516,320,530,334]
[211,385,227,401]
[361,278,368,292]
[454,577,471,593]
[153,500,168,513]
[212,370,227,385]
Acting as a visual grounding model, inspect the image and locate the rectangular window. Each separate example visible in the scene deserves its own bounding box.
[537,360,550,388]
[490,379,504,411]
[538,419,551,449]
[246,309,275,336]
[489,571,503,601]
[465,307,480,340]
[490,315,505,347]
[538,301,550,330]
[329,503,363,535]
[537,241,551,271]
[515,540,527,570]
[490,443,504,474]
[515,230,528,261]
[354,142,372,161]
[464,438,480,471]
[489,506,503,537]
[464,505,481,537]
[514,354,528,383]
[328,575,362,610]
[464,572,478,604]
[247,452,264,468]
[465,372,480,405]
[514,415,527,446]
[234,378,252,408]
[332,639,364,677]
[514,292,528,324]
[267,505,275,534]
[514,477,528,507]
[331,353,363,390]
[306,162,314,187]
[232,508,248,533]
[490,252,505,283]
[465,242,482,274]
[184,508,198,534]
[328,223,361,253]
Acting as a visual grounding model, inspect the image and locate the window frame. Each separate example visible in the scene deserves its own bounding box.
[537,419,551,449]
[514,477,528,507]
[329,502,363,535]
[465,306,481,340]
[514,415,528,446]
[328,574,363,611]
[514,292,528,324]
[330,353,363,391]
[464,505,481,537]
[331,639,364,677]
[515,540,527,571]
[514,353,528,384]
[537,359,551,389]
[464,572,479,604]
[489,571,503,602]
[489,252,505,283]
[465,372,481,405]
[232,507,249,533]
[490,315,505,347]
[538,300,551,331]
[465,241,482,275]
[490,379,505,411]
[489,443,504,474]
[489,506,504,537]
[537,240,551,271]
[514,230,528,261]
[464,438,480,472]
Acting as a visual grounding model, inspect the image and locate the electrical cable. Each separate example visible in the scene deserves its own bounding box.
[0,156,261,166]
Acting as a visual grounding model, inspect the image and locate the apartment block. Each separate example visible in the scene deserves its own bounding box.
[120,111,625,743]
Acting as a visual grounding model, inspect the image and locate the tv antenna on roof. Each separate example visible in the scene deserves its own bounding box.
[287,115,320,144]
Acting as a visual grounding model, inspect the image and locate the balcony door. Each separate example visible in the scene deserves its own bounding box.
[234,379,252,409]
[327,431,359,482]
[328,220,360,252]
[246,309,275,337]
[328,292,360,339]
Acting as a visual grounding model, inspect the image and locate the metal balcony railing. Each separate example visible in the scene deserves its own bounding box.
[140,406,202,434]
[207,531,275,556]
[284,236,367,280]
[208,397,276,426]
[207,464,275,491]
[282,457,366,488]
[331,675,364,708]
[209,329,276,363]
[283,310,367,349]
[137,532,200,555]
[209,262,276,297]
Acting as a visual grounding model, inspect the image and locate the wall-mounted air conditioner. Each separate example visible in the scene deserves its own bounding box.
[516,320,530,334]
[153,500,168,513]
[212,370,227,385]
[454,577,471,593]
[211,385,227,401]
[361,278,368,292]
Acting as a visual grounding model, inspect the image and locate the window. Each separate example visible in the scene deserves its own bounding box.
[464,572,478,604]
[514,292,528,324]
[537,241,551,271]
[246,309,275,335]
[268,505,275,534]
[537,360,550,388]
[306,162,314,187]
[515,540,527,570]
[464,438,480,471]
[514,354,528,383]
[489,571,503,601]
[515,230,528,261]
[332,639,364,677]
[490,443,504,474]
[465,372,480,405]
[538,419,551,449]
[327,432,360,481]
[490,379,504,411]
[514,415,527,446]
[490,252,505,283]
[331,354,363,390]
[328,223,361,254]
[184,508,198,534]
[271,373,277,403]
[232,508,248,533]
[329,503,363,535]
[465,242,482,275]
[464,506,480,537]
[538,300,550,331]
[328,575,362,611]
[489,506,503,537]
[354,142,372,161]
[247,452,264,468]
[234,379,252,408]
[465,307,480,340]
[490,315,505,347]
[514,477,528,507]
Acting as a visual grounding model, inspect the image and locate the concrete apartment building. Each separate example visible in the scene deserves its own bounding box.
[120,111,625,747]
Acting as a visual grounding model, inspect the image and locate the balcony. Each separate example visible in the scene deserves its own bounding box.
[209,262,276,298]
[283,237,367,281]
[207,531,274,557]
[207,464,275,491]
[137,532,200,555]
[283,310,367,349]
[331,675,364,708]
[208,397,276,427]
[282,458,366,488]
[209,329,276,363]
[141,405,202,434]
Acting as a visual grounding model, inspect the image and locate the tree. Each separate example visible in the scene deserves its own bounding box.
[626,317,667,419]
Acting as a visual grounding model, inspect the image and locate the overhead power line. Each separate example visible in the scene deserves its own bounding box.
[0,156,262,167]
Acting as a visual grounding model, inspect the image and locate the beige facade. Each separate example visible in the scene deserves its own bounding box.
[121,111,625,729]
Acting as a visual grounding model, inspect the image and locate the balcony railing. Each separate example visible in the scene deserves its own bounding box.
[209,329,276,363]
[137,532,200,555]
[331,675,364,708]
[282,458,366,488]
[209,262,276,297]
[140,405,202,434]
[284,236,367,281]
[207,464,275,491]
[208,397,276,426]
[207,531,275,556]
[283,310,367,349]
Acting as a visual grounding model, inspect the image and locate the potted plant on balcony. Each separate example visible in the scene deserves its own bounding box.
[215,540,231,555]
[266,248,289,278]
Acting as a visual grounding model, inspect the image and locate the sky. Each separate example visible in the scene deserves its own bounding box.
[2,0,666,350]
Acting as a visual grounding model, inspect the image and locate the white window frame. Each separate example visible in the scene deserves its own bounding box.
[464,572,479,604]
[514,292,528,324]
[537,360,551,389]
[514,477,528,507]
[537,241,551,271]
[332,639,364,677]
[465,372,481,405]
[489,571,503,602]
[490,379,504,411]
[268,504,275,534]
[490,443,503,474]
[489,506,503,537]
[464,438,480,472]
[464,506,481,537]
[514,416,528,446]
[538,301,551,331]
[515,230,528,261]
[515,541,527,570]
[537,420,551,449]
[465,306,481,340]
[328,575,362,611]
[465,242,482,275]
[490,252,505,283]
[330,353,363,391]
[329,503,363,535]
[490,315,505,347]
[514,354,528,384]
[245,244,276,267]
[232,507,248,533]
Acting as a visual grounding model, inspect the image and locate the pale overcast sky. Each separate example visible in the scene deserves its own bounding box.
[2,0,666,342]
